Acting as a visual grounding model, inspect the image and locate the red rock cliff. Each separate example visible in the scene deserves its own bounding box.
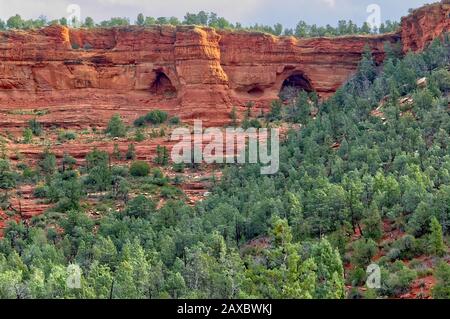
[401,1,450,53]
[0,2,448,130]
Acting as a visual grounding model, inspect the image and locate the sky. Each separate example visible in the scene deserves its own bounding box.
[0,0,433,29]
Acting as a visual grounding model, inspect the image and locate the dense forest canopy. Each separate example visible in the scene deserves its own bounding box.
[0,28,449,298]
[0,11,400,37]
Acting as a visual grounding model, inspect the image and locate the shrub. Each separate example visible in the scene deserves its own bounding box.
[351,239,378,267]
[111,165,129,177]
[242,118,262,129]
[173,175,184,185]
[140,183,158,193]
[106,114,127,137]
[392,235,421,260]
[28,118,43,136]
[348,267,366,286]
[151,168,163,178]
[86,148,109,170]
[155,145,169,166]
[22,128,33,144]
[432,261,450,299]
[83,164,112,192]
[33,185,49,198]
[430,68,450,93]
[429,217,446,257]
[130,160,150,177]
[145,110,168,125]
[230,106,238,127]
[169,116,181,125]
[362,289,378,299]
[16,162,27,171]
[347,287,363,299]
[126,144,136,160]
[408,258,423,270]
[39,150,57,176]
[151,168,168,186]
[149,129,160,138]
[125,195,155,219]
[266,100,282,122]
[57,130,77,142]
[62,153,77,171]
[160,186,182,199]
[111,176,129,202]
[172,162,185,173]
[133,116,146,127]
[159,128,166,137]
[382,266,417,297]
[363,203,383,241]
[112,143,122,160]
[134,128,145,142]
[386,248,401,261]
[376,256,389,267]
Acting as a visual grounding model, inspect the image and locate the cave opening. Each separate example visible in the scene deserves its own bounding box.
[247,86,265,97]
[279,73,313,102]
[150,71,177,97]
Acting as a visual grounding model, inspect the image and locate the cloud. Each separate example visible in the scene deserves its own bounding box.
[321,0,336,8]
[0,0,71,20]
[85,0,264,23]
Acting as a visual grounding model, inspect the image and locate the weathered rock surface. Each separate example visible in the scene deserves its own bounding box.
[401,1,450,53]
[0,2,447,131]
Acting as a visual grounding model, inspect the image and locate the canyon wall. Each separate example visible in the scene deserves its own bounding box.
[401,1,450,53]
[0,1,448,131]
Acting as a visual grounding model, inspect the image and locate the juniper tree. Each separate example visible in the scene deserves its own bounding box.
[430,217,446,257]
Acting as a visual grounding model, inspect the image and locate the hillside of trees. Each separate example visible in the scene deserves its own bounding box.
[0,11,400,37]
[0,31,449,298]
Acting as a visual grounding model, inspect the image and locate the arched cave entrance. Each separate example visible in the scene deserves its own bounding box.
[247,86,265,97]
[279,73,313,102]
[150,71,177,97]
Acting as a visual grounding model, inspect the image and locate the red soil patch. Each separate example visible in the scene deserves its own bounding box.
[243,237,271,251]
[9,185,52,218]
[401,276,436,299]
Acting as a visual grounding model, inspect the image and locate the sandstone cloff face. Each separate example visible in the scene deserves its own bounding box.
[0,2,448,131]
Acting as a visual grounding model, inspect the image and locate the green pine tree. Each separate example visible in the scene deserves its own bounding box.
[430,217,446,257]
